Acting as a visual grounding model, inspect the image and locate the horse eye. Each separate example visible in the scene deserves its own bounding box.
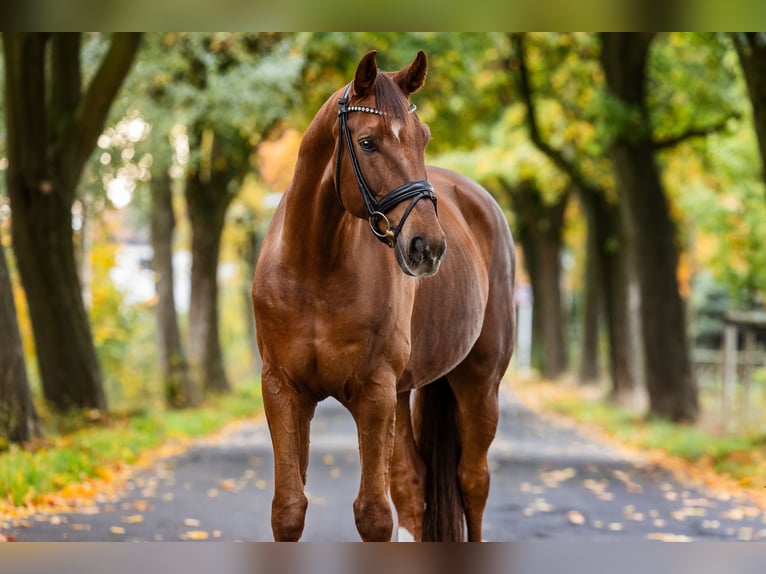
[359,139,377,153]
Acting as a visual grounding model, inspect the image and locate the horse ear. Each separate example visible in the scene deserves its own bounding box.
[353,50,378,98]
[393,50,428,95]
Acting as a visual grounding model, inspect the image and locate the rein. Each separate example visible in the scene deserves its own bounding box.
[335,83,437,248]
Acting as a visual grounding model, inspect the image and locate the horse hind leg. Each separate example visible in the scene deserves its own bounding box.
[262,364,316,541]
[390,390,426,541]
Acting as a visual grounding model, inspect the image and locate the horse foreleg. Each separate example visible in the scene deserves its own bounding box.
[262,365,316,541]
[348,381,397,541]
[390,390,426,541]
[449,376,500,542]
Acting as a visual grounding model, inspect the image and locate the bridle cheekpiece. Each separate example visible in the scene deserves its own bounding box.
[335,83,437,248]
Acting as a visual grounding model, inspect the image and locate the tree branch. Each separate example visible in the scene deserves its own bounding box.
[64,33,143,189]
[652,112,741,150]
[511,33,600,196]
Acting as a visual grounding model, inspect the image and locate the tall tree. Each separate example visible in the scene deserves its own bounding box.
[149,164,198,407]
[184,123,248,394]
[512,32,636,397]
[170,34,301,394]
[600,33,698,422]
[501,180,570,379]
[2,33,142,412]
[0,241,40,443]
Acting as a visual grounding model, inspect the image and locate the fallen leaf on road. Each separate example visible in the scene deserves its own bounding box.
[133,500,149,512]
[323,454,335,466]
[71,524,92,531]
[207,489,219,498]
[181,530,208,540]
[646,532,692,542]
[213,530,222,538]
[219,479,236,491]
[540,467,576,488]
[110,526,126,535]
[568,510,586,525]
[184,518,201,527]
[122,514,144,524]
[255,480,267,490]
[330,467,341,479]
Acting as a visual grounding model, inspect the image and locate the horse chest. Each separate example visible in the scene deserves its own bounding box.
[257,269,410,392]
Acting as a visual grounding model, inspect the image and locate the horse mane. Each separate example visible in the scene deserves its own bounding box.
[374,73,414,129]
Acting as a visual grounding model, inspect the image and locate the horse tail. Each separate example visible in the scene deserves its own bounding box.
[414,376,465,541]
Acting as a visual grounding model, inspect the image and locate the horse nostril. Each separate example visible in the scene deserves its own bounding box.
[409,235,426,261]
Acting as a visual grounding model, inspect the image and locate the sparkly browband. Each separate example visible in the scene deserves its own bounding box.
[342,104,417,116]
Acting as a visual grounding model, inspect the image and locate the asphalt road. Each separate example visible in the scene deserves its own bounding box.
[7,388,766,542]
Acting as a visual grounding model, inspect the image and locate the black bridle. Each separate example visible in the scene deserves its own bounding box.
[335,83,437,248]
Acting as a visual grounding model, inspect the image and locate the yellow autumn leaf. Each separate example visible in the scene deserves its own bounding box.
[182,530,209,540]
[122,514,144,524]
[184,518,201,527]
[110,526,126,535]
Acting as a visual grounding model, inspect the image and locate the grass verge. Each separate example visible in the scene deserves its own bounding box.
[0,381,263,512]
[512,377,766,494]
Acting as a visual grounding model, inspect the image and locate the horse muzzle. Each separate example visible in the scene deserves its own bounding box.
[395,229,447,278]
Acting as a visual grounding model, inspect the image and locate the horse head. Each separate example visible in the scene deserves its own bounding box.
[333,50,447,278]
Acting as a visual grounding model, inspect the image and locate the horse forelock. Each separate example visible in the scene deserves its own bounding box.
[374,73,414,129]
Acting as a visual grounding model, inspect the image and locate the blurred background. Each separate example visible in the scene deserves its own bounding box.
[2,32,766,451]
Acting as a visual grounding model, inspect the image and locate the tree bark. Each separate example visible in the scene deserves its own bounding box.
[185,128,244,394]
[2,33,141,413]
[732,33,766,182]
[503,180,569,379]
[0,243,40,443]
[149,169,198,408]
[586,189,636,402]
[578,194,601,383]
[600,33,698,422]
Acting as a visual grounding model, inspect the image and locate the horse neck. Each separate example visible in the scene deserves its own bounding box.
[280,106,360,269]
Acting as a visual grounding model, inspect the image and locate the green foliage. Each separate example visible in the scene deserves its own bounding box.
[649,33,743,145]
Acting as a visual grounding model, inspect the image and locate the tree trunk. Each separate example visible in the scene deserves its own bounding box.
[587,189,636,403]
[504,181,569,379]
[185,128,240,394]
[150,169,199,408]
[578,193,601,383]
[0,243,40,443]
[733,33,766,182]
[2,32,141,413]
[601,33,698,422]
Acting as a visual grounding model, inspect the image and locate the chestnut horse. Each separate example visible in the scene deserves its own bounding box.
[253,50,515,541]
